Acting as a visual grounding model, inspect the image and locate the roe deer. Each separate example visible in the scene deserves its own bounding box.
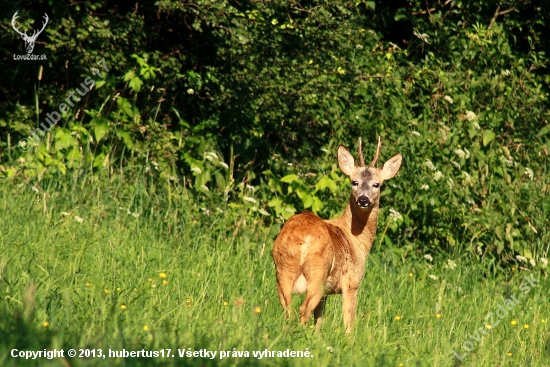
[272,138,402,333]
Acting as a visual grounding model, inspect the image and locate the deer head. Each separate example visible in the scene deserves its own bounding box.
[337,137,402,210]
[12,11,49,54]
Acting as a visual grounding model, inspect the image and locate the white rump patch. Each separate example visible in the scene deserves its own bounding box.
[292,274,307,294]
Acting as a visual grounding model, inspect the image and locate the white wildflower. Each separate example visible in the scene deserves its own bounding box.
[524,167,534,180]
[219,162,229,169]
[389,208,403,222]
[473,122,481,130]
[244,196,257,203]
[464,148,471,158]
[421,184,429,190]
[447,259,457,269]
[61,212,69,216]
[515,255,528,263]
[477,246,483,255]
[540,257,548,267]
[443,95,454,104]
[258,208,270,216]
[187,88,194,94]
[500,156,514,167]
[413,30,430,44]
[191,166,202,174]
[31,186,39,193]
[412,131,421,136]
[454,149,466,159]
[200,185,209,191]
[502,69,511,76]
[451,161,461,169]
[433,171,443,181]
[246,184,255,191]
[529,258,536,267]
[424,254,433,262]
[425,159,436,171]
[429,274,438,280]
[465,111,477,121]
[462,171,471,183]
[356,44,363,49]
[448,178,454,189]
[204,152,218,161]
[74,216,84,223]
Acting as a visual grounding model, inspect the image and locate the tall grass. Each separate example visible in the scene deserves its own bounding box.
[0,175,548,366]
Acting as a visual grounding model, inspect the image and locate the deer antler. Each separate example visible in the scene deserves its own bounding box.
[357,138,365,167]
[11,12,48,40]
[34,13,49,39]
[11,11,28,38]
[369,136,381,168]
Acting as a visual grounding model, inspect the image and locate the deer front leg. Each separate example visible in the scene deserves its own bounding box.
[342,287,358,334]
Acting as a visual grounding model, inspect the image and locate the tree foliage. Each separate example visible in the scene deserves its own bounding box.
[1,0,549,268]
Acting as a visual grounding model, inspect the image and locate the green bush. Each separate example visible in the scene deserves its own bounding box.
[1,0,549,268]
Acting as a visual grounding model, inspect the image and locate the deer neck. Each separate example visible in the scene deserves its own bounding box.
[336,196,379,251]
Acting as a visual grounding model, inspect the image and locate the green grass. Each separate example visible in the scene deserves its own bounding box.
[0,179,548,366]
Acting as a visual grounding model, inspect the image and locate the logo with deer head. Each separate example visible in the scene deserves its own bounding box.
[11,11,49,54]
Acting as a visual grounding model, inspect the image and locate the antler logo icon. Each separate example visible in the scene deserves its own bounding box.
[12,11,49,54]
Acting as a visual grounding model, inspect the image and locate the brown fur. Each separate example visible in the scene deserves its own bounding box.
[272,139,402,333]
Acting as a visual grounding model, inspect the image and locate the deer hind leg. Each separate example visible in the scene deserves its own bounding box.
[276,277,295,320]
[299,260,328,325]
[275,261,301,320]
[313,296,326,331]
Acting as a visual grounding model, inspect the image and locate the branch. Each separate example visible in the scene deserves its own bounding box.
[489,6,516,28]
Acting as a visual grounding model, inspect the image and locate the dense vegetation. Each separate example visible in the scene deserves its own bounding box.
[2,0,549,267]
[1,1,549,365]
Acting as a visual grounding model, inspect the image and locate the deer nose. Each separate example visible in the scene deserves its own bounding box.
[357,195,370,207]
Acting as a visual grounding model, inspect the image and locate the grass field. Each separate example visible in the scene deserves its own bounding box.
[0,178,548,366]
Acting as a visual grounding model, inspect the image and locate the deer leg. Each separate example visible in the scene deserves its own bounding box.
[313,296,326,331]
[275,258,302,320]
[342,287,358,334]
[299,283,325,325]
[276,277,295,320]
[299,261,327,325]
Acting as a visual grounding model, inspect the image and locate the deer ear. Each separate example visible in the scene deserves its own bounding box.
[381,154,402,180]
[338,146,355,176]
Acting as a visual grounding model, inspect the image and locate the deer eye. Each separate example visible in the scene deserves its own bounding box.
[373,183,380,188]
[352,180,358,186]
